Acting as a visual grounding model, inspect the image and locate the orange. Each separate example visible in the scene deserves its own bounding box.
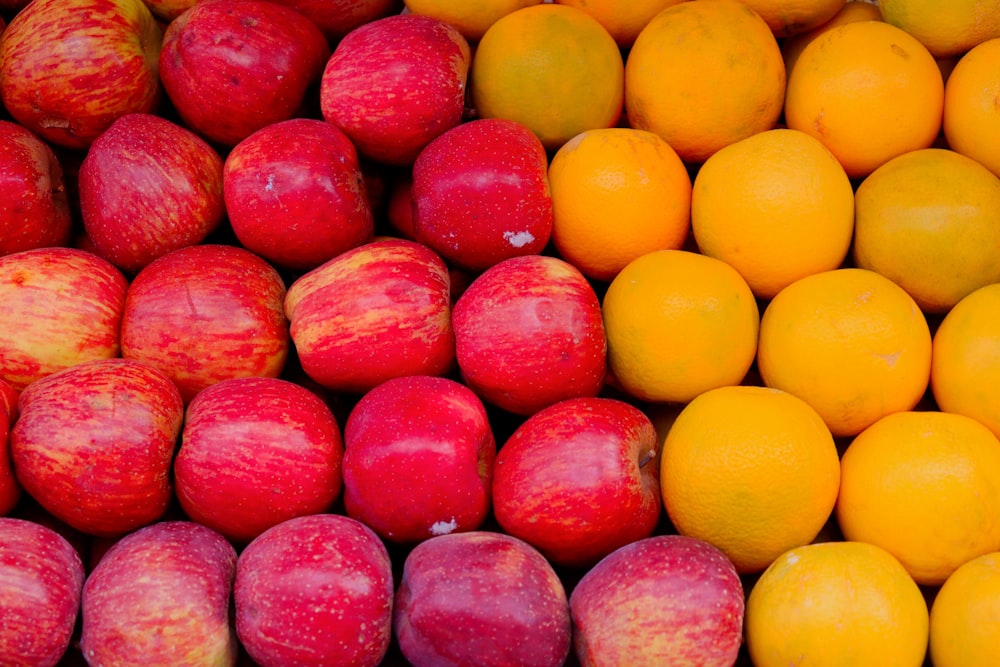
[601,249,759,404]
[624,0,786,164]
[548,128,692,283]
[469,4,623,151]
[745,541,929,667]
[739,0,847,37]
[836,410,1000,586]
[943,37,1000,178]
[929,551,1000,667]
[691,128,855,299]
[402,0,544,42]
[853,147,1000,314]
[784,19,944,178]
[757,268,932,438]
[781,0,883,76]
[552,0,686,47]
[879,0,1000,58]
[660,385,841,574]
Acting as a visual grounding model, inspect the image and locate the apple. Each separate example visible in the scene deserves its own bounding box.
[80,520,238,666]
[411,118,553,272]
[394,531,572,667]
[268,0,404,43]
[78,112,225,275]
[235,513,394,667]
[0,247,128,393]
[284,238,455,395]
[0,0,162,149]
[570,534,745,666]
[120,243,290,404]
[320,13,471,166]
[140,0,195,21]
[0,380,20,516]
[452,254,607,416]
[0,517,85,667]
[223,118,374,272]
[159,0,330,148]
[342,375,496,544]
[492,396,661,569]
[387,172,417,240]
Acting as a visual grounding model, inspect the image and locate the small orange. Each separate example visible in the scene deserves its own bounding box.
[552,0,686,47]
[781,0,883,76]
[943,37,1000,178]
[624,0,786,164]
[879,0,1000,58]
[739,0,847,37]
[548,128,692,283]
[402,0,544,42]
[929,551,1000,667]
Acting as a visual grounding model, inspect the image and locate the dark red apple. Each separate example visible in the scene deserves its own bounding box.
[320,13,471,166]
[268,0,404,43]
[0,380,20,515]
[386,172,417,240]
[394,531,572,667]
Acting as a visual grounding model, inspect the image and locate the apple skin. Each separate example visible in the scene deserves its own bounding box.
[452,254,608,416]
[0,120,71,256]
[78,112,225,275]
[235,513,395,667]
[120,244,289,404]
[394,530,572,667]
[224,118,374,272]
[159,0,330,148]
[284,238,456,395]
[0,382,20,516]
[320,13,471,166]
[342,375,496,544]
[141,0,196,21]
[174,376,345,545]
[267,0,404,43]
[0,247,128,393]
[412,118,554,272]
[492,396,661,569]
[0,517,85,667]
[570,534,746,667]
[0,0,162,149]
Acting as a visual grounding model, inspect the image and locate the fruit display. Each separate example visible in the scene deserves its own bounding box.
[1,0,1000,665]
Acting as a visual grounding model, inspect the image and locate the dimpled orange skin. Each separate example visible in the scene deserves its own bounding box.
[930,552,1000,667]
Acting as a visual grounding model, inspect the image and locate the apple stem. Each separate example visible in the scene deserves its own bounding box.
[638,448,657,469]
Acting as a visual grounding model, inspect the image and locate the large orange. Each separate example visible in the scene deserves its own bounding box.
[879,0,1000,58]
[552,0,686,47]
[930,552,1000,667]
[739,0,847,37]
[781,0,883,75]
[403,0,544,41]
[943,37,1000,178]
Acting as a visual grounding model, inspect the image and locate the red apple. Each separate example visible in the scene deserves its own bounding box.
[120,244,289,404]
[0,382,20,516]
[78,112,225,274]
[492,396,661,568]
[235,514,394,667]
[320,13,471,166]
[342,375,496,543]
[81,520,238,666]
[570,534,746,666]
[284,238,455,395]
[0,0,162,149]
[224,118,374,272]
[452,254,607,415]
[412,118,553,271]
[387,172,417,240]
[0,517,85,667]
[0,120,71,256]
[394,531,572,667]
[268,0,404,43]
[0,247,128,393]
[159,0,330,148]
[174,376,344,544]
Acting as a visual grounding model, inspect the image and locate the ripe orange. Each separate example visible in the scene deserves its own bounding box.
[757,268,932,438]
[402,0,544,42]
[624,0,786,164]
[660,385,841,574]
[548,128,692,283]
[691,127,855,299]
[601,249,759,405]
[781,0,883,76]
[745,541,929,667]
[784,19,944,178]
[930,552,1000,667]
[879,0,1000,58]
[738,0,847,37]
[469,4,624,151]
[552,0,686,47]
[943,37,1000,178]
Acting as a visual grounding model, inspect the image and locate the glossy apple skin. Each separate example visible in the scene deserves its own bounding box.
[394,531,572,667]
[268,0,403,43]
[320,13,471,166]
[570,535,745,667]
[0,120,71,256]
[224,118,374,272]
[492,397,661,569]
[0,0,161,149]
[159,0,330,148]
[0,517,85,667]
[81,521,238,666]
[453,254,607,416]
[412,118,553,271]
[78,112,224,275]
[175,376,344,545]
[121,244,289,404]
[342,375,496,544]
[235,514,394,667]
[285,238,456,395]
[0,247,128,393]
